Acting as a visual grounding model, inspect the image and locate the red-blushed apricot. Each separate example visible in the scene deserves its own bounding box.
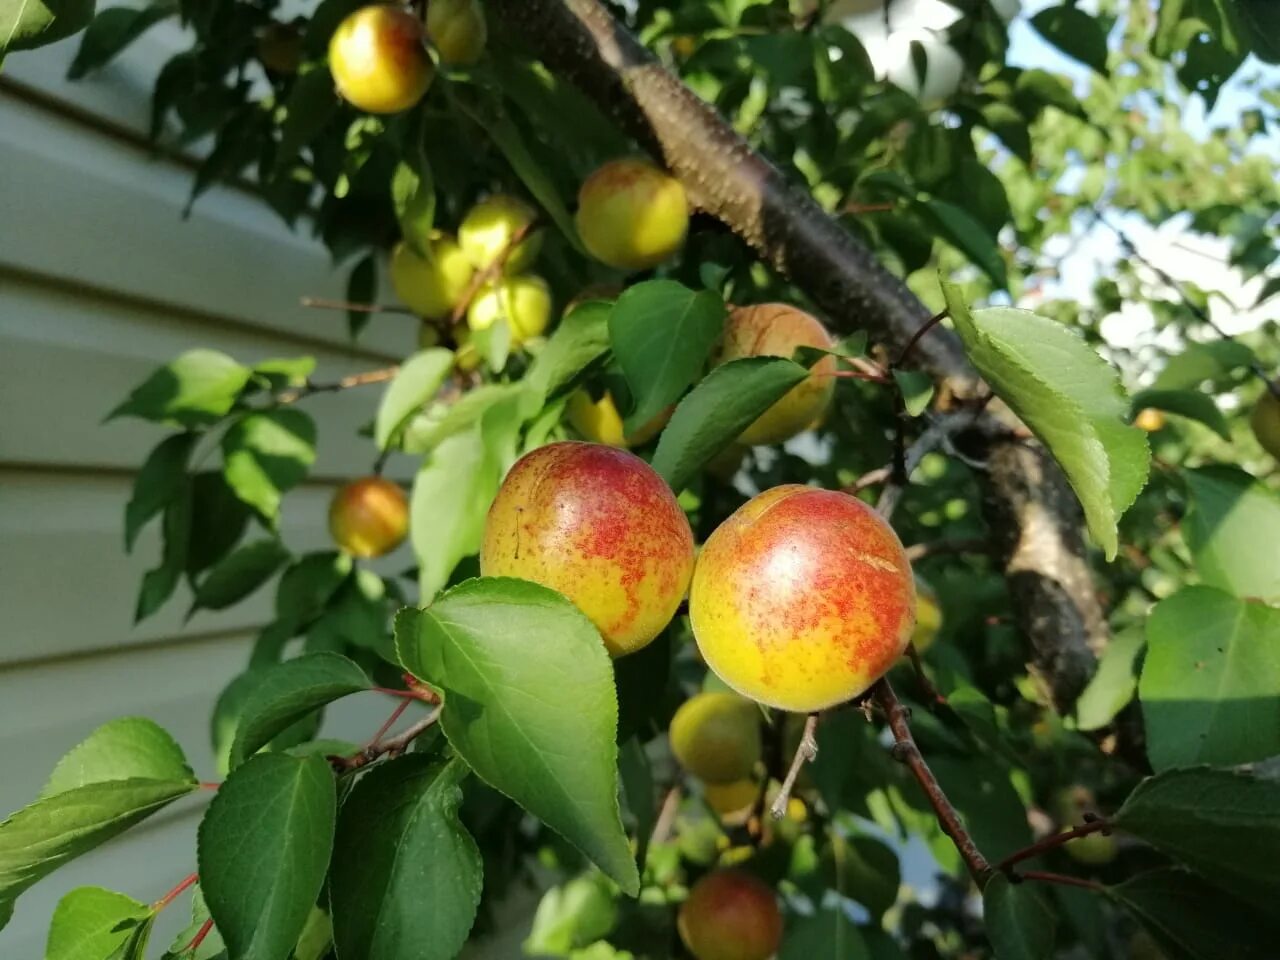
[425,0,486,65]
[329,476,410,558]
[715,304,837,446]
[479,442,695,656]
[328,6,433,114]
[689,485,915,712]
[678,869,783,960]
[669,692,762,784]
[1251,389,1280,459]
[576,158,689,270]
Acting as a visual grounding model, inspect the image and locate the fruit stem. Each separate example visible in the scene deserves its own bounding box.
[995,818,1112,873]
[331,706,442,774]
[894,310,948,367]
[1016,870,1105,892]
[153,872,198,912]
[874,678,992,884]
[365,698,412,749]
[185,918,215,953]
[769,713,818,820]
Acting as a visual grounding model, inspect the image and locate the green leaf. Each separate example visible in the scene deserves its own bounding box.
[197,754,336,960]
[0,779,196,929]
[275,551,352,627]
[191,539,290,615]
[0,0,93,54]
[45,718,194,797]
[1013,68,1085,119]
[186,471,251,577]
[1130,389,1230,439]
[229,652,370,769]
[781,902,869,959]
[346,254,377,339]
[391,153,436,256]
[892,369,935,417]
[524,301,612,406]
[983,873,1057,960]
[108,350,251,428]
[396,578,639,893]
[67,4,174,79]
[608,281,726,432]
[212,669,323,776]
[1113,766,1280,913]
[1231,0,1280,63]
[329,756,481,960]
[47,886,151,960]
[274,66,338,174]
[524,874,620,956]
[136,486,192,622]
[374,348,454,450]
[402,383,525,454]
[1109,867,1280,960]
[221,410,317,524]
[1141,586,1280,769]
[926,754,1031,864]
[914,199,1008,288]
[1075,625,1143,732]
[651,357,810,491]
[942,286,1149,560]
[253,357,316,390]
[1030,5,1109,74]
[1183,466,1280,603]
[1152,340,1255,390]
[161,887,226,960]
[125,433,197,553]
[104,912,154,960]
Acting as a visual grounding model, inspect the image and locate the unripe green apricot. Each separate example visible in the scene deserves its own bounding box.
[1251,388,1280,459]
[390,236,474,319]
[575,158,689,270]
[467,275,552,345]
[328,5,433,114]
[425,0,487,65]
[669,692,762,784]
[458,194,542,273]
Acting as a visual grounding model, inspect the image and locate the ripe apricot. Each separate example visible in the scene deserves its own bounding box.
[690,485,915,712]
[678,870,783,960]
[1133,407,1165,432]
[567,389,671,448]
[329,476,410,558]
[467,275,551,345]
[425,0,486,65]
[480,442,695,656]
[1251,388,1280,459]
[715,304,837,446]
[458,194,542,273]
[328,5,433,114]
[669,692,762,784]
[390,236,474,319]
[575,158,689,270]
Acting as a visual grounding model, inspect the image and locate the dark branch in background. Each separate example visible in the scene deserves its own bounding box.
[995,818,1110,872]
[489,0,1112,718]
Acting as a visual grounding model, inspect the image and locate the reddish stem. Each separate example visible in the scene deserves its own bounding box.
[186,918,215,953]
[366,699,412,749]
[895,310,948,367]
[996,819,1110,872]
[153,872,198,912]
[1018,870,1104,892]
[198,782,221,791]
[371,686,421,699]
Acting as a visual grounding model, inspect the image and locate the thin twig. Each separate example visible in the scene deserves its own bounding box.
[844,464,891,495]
[333,707,442,773]
[447,219,538,327]
[153,872,198,911]
[650,785,682,846]
[769,713,818,819]
[995,819,1110,872]
[905,643,946,706]
[278,365,399,404]
[300,297,417,316]
[1017,870,1104,892]
[874,678,991,883]
[876,414,971,520]
[896,310,948,367]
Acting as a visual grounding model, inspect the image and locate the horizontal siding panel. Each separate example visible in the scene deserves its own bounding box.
[0,276,415,479]
[0,91,411,357]
[0,473,414,665]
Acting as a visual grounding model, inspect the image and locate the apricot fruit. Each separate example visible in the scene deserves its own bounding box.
[1251,388,1280,459]
[912,575,942,654]
[669,692,762,784]
[257,23,302,74]
[480,442,695,656]
[678,870,782,960]
[328,5,433,114]
[703,779,758,819]
[575,158,689,270]
[329,476,410,558]
[466,275,551,345]
[389,236,474,319]
[425,0,486,65]
[567,389,670,448]
[1052,786,1117,866]
[458,194,542,273]
[1133,407,1165,432]
[715,304,837,446]
[690,485,915,712]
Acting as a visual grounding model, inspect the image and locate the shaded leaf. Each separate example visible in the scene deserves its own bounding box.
[108,350,250,428]
[1130,389,1230,439]
[347,254,377,339]
[47,887,151,960]
[983,873,1056,960]
[0,0,93,54]
[125,433,197,553]
[1075,625,1143,732]
[192,539,290,615]
[374,348,454,450]
[68,4,174,79]
[915,199,1007,288]
[274,66,338,174]
[221,410,317,524]
[1183,466,1280,603]
[524,301,612,407]
[1030,5,1109,74]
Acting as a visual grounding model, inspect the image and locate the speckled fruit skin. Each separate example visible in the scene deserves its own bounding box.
[690,485,915,712]
[567,390,671,448]
[1251,389,1280,459]
[480,442,695,656]
[458,194,542,273]
[575,158,689,270]
[328,6,433,114]
[329,477,410,558]
[716,304,837,446]
[425,0,486,64]
[389,237,474,319]
[678,870,783,960]
[669,692,762,784]
[467,275,551,344]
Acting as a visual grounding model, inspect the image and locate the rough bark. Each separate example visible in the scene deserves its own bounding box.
[490,0,1107,709]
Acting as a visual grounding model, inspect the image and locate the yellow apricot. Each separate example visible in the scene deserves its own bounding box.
[1133,407,1165,432]
[466,275,551,345]
[669,692,762,784]
[458,194,542,273]
[425,0,486,65]
[567,389,672,448]
[690,485,915,712]
[329,476,410,558]
[480,442,695,656]
[389,237,474,319]
[575,158,689,270]
[715,304,837,446]
[328,5,433,114]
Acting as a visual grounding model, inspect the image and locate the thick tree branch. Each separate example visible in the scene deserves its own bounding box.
[489,0,1111,718]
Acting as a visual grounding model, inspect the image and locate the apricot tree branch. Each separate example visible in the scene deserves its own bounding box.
[299,296,417,317]
[278,365,400,404]
[333,706,442,773]
[1017,870,1104,892]
[995,818,1111,873]
[769,713,817,820]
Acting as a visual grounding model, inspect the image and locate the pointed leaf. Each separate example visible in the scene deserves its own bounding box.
[1030,5,1109,74]
[391,153,436,256]
[329,757,481,960]
[374,349,454,450]
[914,199,1007,288]
[524,301,612,407]
[108,350,251,428]
[983,873,1057,960]
[274,66,339,174]
[221,410,316,524]
[68,4,175,80]
[125,433,197,553]
[1183,466,1280,603]
[942,285,1149,559]
[1,0,94,54]
[47,886,151,960]
[1130,389,1230,440]
[1075,625,1143,732]
[192,539,291,615]
[893,369,935,417]
[229,653,370,769]
[45,717,195,798]
[197,754,336,960]
[396,578,639,893]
